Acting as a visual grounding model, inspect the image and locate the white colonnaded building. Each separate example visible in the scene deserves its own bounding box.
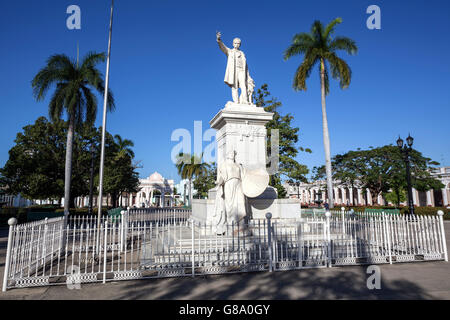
[284,166,450,208]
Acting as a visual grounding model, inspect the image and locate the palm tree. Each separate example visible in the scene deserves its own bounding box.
[113,134,135,207]
[284,18,357,208]
[32,52,115,215]
[114,134,135,159]
[175,153,210,207]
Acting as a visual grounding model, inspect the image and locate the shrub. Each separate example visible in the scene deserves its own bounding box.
[27,204,60,213]
[54,207,109,217]
[0,207,27,225]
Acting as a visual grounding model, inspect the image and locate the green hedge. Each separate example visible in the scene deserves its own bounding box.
[54,208,109,217]
[27,211,64,222]
[26,204,60,212]
[0,207,27,225]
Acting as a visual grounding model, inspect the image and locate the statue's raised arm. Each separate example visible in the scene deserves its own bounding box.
[216,32,255,105]
[216,31,229,56]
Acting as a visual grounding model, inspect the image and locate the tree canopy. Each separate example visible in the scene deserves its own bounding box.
[283,17,357,94]
[193,162,217,199]
[313,145,443,205]
[0,117,140,208]
[175,153,210,205]
[32,52,116,214]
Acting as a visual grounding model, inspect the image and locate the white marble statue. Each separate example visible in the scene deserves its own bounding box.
[212,150,247,234]
[216,32,254,105]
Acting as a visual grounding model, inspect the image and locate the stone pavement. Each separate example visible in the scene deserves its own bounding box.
[0,222,449,300]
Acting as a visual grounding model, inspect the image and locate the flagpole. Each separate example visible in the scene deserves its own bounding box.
[97,0,114,231]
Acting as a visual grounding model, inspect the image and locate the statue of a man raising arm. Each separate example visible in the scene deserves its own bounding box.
[216,32,254,105]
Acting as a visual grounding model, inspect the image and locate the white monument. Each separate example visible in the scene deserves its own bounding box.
[191,33,300,230]
[216,32,254,105]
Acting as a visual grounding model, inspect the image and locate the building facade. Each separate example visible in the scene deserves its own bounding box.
[75,171,176,208]
[284,166,450,207]
[0,193,34,208]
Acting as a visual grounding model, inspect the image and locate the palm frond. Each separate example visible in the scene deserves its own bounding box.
[323,17,342,40]
[81,52,106,70]
[283,33,314,60]
[96,81,116,112]
[48,84,67,122]
[284,18,356,94]
[326,53,352,89]
[32,63,72,101]
[329,37,358,55]
[311,20,324,44]
[81,85,98,125]
[293,51,319,91]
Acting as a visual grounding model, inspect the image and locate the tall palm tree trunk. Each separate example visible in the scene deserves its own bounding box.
[61,114,74,250]
[188,178,192,207]
[320,59,334,208]
[64,114,75,217]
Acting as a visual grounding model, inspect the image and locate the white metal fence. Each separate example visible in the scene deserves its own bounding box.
[2,209,448,291]
[127,207,191,224]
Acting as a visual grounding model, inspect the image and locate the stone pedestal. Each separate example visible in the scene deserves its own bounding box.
[210,102,273,171]
[192,102,301,224]
[192,197,301,223]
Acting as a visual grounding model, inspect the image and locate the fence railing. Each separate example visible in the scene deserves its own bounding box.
[127,207,191,225]
[2,217,65,290]
[2,210,447,291]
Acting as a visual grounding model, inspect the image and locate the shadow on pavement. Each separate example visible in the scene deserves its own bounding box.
[113,265,434,300]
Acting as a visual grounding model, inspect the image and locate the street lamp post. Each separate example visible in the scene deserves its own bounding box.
[397,134,415,215]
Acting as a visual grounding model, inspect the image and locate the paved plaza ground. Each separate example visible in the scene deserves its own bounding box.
[0,222,449,300]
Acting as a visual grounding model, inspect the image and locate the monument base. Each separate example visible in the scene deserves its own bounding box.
[192,197,301,224]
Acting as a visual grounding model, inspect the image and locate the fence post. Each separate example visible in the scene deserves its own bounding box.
[341,207,346,235]
[2,218,17,292]
[120,210,125,253]
[384,214,393,264]
[125,207,130,248]
[266,213,273,272]
[437,211,448,262]
[42,218,48,263]
[325,211,332,267]
[191,219,195,278]
[103,220,108,284]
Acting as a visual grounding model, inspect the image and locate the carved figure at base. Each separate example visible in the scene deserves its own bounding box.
[212,150,247,235]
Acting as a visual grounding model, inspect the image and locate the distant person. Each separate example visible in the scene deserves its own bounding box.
[324,202,329,211]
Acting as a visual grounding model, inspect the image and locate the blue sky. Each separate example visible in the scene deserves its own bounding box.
[1,0,449,183]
